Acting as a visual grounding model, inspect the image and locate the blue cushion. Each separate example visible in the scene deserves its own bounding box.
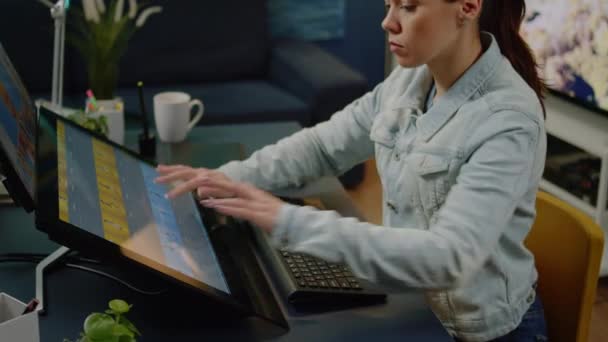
[57,80,310,127]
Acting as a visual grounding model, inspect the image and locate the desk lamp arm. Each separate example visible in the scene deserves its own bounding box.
[38,0,69,107]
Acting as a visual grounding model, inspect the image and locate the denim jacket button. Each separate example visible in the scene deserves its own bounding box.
[394,152,400,161]
[527,292,535,303]
[387,202,398,214]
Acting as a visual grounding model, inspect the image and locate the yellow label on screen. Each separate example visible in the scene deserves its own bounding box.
[57,122,69,222]
[92,139,130,244]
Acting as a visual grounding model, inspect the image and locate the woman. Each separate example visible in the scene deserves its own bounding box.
[156,1,548,340]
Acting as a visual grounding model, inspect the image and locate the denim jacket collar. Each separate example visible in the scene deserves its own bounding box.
[394,32,503,142]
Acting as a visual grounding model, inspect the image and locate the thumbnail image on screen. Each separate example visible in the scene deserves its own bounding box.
[521,0,608,113]
[57,121,230,294]
[0,46,35,198]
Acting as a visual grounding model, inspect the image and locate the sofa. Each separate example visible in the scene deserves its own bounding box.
[0,0,369,128]
[0,0,377,187]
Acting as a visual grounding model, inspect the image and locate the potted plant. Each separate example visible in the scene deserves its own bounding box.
[66,0,162,144]
[67,108,109,137]
[64,299,141,342]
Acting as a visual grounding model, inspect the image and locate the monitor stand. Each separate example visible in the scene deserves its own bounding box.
[0,172,34,212]
[0,171,69,313]
[35,246,70,314]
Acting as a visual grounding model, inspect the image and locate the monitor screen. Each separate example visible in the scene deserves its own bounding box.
[521,0,608,114]
[0,43,36,202]
[35,106,290,328]
[55,118,231,294]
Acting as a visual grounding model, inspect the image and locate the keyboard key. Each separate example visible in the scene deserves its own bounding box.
[318,280,329,288]
[329,280,340,288]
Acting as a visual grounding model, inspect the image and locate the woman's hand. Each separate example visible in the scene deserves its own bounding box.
[198,177,285,233]
[154,164,234,200]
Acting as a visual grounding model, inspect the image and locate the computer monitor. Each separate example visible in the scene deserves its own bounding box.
[35,105,287,328]
[0,43,36,211]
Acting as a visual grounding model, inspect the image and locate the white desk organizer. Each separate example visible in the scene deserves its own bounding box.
[0,293,40,342]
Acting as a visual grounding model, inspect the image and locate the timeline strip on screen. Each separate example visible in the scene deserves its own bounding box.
[57,121,69,222]
[140,164,195,278]
[92,139,131,244]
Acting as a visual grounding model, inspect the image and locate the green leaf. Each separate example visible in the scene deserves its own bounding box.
[109,300,131,314]
[118,316,141,336]
[83,313,115,340]
[112,324,134,338]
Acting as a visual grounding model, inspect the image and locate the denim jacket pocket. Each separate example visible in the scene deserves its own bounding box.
[407,153,452,221]
[370,111,403,172]
[370,113,400,148]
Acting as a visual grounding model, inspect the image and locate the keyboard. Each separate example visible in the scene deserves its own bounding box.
[274,248,386,307]
[279,249,362,291]
[248,196,387,308]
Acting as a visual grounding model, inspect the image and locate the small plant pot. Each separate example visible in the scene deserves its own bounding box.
[86,98,125,145]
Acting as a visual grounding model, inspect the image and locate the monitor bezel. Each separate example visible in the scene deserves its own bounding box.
[547,88,608,119]
[35,105,254,315]
[0,43,36,211]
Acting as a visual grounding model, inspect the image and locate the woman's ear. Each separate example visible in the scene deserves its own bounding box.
[459,0,483,21]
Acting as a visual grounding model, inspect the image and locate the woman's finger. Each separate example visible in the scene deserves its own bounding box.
[166,176,209,199]
[201,197,254,211]
[154,168,199,184]
[156,164,190,175]
[196,186,236,199]
[202,197,265,211]
[201,178,258,200]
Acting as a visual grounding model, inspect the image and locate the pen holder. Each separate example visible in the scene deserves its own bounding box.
[0,293,40,342]
[85,97,125,145]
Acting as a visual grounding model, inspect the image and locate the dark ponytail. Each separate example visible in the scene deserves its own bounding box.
[479,0,547,116]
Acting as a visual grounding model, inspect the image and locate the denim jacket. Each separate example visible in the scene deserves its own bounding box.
[219,33,547,341]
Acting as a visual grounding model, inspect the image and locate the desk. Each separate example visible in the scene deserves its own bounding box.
[0,122,451,341]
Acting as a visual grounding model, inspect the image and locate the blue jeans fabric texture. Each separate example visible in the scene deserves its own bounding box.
[455,295,548,342]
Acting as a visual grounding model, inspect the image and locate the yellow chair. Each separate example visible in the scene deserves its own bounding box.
[525,191,605,342]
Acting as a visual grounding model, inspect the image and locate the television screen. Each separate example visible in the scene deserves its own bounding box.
[521,0,608,114]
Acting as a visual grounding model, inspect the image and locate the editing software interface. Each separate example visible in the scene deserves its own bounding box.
[57,121,230,294]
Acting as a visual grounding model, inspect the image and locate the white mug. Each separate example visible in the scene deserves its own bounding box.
[153,92,204,143]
